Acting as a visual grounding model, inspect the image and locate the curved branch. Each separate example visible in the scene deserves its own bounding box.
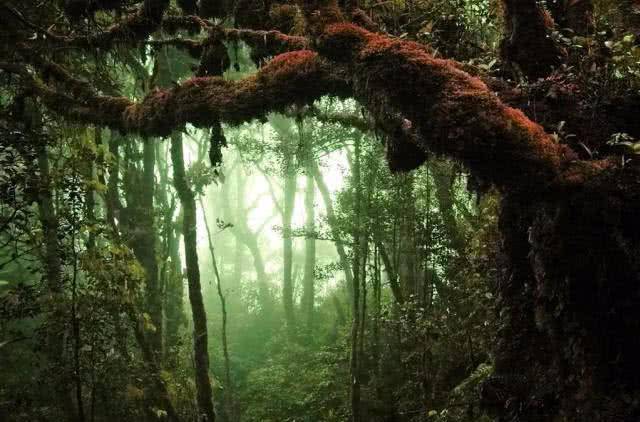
[13,23,607,192]
[10,50,348,137]
[317,23,586,190]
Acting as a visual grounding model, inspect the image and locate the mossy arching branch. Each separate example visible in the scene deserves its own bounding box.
[317,23,585,190]
[4,50,347,137]
[8,22,606,192]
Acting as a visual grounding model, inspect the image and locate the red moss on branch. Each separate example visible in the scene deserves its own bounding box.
[318,23,582,190]
[24,50,347,137]
[19,18,600,192]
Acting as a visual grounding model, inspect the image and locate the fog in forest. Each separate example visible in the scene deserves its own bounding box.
[8,1,640,421]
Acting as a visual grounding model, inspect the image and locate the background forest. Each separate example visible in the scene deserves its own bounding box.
[3,1,640,421]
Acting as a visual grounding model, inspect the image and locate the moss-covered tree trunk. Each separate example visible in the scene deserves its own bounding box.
[37,145,78,422]
[170,132,216,422]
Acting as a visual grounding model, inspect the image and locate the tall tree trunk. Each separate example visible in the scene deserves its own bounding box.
[103,133,179,421]
[69,170,85,422]
[105,131,122,235]
[142,138,163,356]
[170,132,216,422]
[282,136,296,330]
[37,145,78,422]
[84,128,98,250]
[156,142,184,365]
[350,135,362,422]
[123,139,162,357]
[396,174,418,299]
[376,241,404,305]
[300,121,316,329]
[126,306,181,422]
[312,162,354,302]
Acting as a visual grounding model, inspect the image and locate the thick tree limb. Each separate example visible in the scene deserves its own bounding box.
[4,50,348,137]
[8,23,608,192]
[317,23,590,190]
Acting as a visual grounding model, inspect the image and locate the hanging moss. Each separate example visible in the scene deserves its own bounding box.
[196,38,230,77]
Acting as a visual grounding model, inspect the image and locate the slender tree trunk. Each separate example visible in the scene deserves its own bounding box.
[396,174,418,299]
[200,198,234,421]
[125,306,181,422]
[376,241,403,305]
[156,142,184,365]
[431,161,465,253]
[122,139,162,357]
[69,172,85,422]
[372,245,382,396]
[350,135,362,422]
[282,137,296,330]
[312,162,354,302]
[142,139,163,356]
[300,121,316,329]
[105,131,122,235]
[170,132,216,422]
[84,128,98,250]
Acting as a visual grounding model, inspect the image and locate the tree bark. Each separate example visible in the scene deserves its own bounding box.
[156,142,185,365]
[500,0,563,79]
[170,132,216,422]
[37,145,78,422]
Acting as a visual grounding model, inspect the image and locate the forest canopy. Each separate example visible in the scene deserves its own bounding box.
[3,1,640,421]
